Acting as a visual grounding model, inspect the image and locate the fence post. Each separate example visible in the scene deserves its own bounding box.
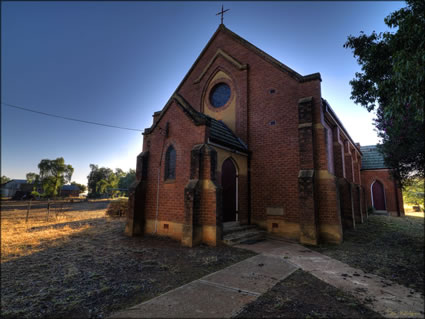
[46,198,50,221]
[26,199,32,223]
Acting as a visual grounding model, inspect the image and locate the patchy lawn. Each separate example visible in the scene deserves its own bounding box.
[1,205,255,318]
[236,269,381,318]
[311,214,424,296]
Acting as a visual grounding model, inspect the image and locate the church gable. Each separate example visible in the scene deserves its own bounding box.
[172,24,322,145]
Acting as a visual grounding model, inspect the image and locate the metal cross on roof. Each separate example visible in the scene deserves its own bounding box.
[216,5,229,25]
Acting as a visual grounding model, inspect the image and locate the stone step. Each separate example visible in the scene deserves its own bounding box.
[373,210,388,215]
[223,224,258,236]
[223,229,266,246]
[222,221,240,229]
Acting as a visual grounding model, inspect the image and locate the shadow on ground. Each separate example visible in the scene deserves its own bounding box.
[311,215,424,295]
[1,218,255,319]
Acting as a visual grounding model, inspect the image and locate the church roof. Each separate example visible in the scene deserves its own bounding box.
[144,93,248,153]
[172,24,321,97]
[216,25,321,83]
[143,94,209,135]
[322,98,362,154]
[208,119,248,153]
[360,145,390,170]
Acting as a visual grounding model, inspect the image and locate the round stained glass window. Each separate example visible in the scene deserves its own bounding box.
[209,83,231,108]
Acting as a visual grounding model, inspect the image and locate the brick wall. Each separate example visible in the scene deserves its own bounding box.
[142,101,206,227]
[133,26,389,246]
[361,169,404,216]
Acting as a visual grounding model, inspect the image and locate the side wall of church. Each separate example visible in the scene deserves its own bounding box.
[298,81,344,244]
[361,169,404,217]
[141,101,207,240]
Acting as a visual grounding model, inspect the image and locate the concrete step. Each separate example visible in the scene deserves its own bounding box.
[373,210,388,215]
[223,224,258,236]
[223,228,266,246]
[222,221,240,229]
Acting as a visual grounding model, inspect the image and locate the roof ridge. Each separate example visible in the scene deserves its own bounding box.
[220,25,321,82]
[143,94,209,135]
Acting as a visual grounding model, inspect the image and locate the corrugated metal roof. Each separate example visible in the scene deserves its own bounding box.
[61,185,80,191]
[360,145,390,170]
[209,119,248,153]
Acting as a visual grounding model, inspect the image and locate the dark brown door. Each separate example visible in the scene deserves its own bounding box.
[372,181,386,210]
[222,158,236,222]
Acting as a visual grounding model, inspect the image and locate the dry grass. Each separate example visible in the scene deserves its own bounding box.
[0,202,255,318]
[1,210,105,263]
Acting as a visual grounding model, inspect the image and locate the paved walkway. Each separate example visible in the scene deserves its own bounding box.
[237,239,424,319]
[110,239,424,318]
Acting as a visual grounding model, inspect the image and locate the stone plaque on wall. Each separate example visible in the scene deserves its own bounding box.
[266,207,284,216]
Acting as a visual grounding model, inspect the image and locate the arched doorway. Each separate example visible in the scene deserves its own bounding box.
[372,180,386,211]
[221,158,237,222]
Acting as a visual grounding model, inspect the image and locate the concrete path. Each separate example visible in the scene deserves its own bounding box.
[110,239,424,318]
[237,239,424,319]
[110,254,298,318]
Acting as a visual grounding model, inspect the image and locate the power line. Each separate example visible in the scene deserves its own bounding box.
[1,102,144,132]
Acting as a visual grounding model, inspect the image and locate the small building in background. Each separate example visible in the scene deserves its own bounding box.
[1,179,32,198]
[360,145,404,216]
[60,185,81,197]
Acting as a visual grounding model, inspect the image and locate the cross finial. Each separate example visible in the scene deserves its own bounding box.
[216,5,229,25]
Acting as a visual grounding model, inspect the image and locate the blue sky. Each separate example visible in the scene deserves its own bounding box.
[1,1,405,185]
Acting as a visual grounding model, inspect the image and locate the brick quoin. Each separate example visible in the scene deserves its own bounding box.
[126,24,404,246]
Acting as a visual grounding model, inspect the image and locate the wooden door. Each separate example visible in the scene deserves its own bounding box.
[221,158,237,222]
[372,181,386,210]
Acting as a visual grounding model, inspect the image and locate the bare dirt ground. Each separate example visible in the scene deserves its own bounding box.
[311,214,424,296]
[0,202,255,318]
[2,201,421,318]
[236,269,381,318]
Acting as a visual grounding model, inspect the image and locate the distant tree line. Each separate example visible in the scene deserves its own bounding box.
[3,158,135,199]
[25,157,79,198]
[87,164,136,198]
[1,176,11,184]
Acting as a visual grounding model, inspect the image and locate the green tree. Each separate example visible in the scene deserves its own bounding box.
[26,173,39,184]
[26,172,41,193]
[37,158,74,197]
[403,178,424,211]
[118,169,136,196]
[87,165,134,197]
[71,182,87,193]
[1,176,11,184]
[344,0,424,185]
[87,164,115,197]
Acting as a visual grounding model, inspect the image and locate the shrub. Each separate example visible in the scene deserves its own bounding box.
[105,199,128,218]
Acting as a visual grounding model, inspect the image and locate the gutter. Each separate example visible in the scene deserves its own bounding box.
[207,139,248,156]
[323,99,362,155]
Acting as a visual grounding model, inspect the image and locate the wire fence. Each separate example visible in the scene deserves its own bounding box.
[0,199,111,221]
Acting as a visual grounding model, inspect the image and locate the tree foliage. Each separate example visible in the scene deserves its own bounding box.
[27,158,74,197]
[403,178,424,210]
[71,182,87,193]
[1,176,11,184]
[344,0,424,185]
[87,165,135,198]
[118,169,136,196]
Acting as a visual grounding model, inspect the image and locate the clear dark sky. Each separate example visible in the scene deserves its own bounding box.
[1,1,404,185]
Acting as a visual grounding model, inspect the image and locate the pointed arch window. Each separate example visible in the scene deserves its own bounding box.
[165,145,176,180]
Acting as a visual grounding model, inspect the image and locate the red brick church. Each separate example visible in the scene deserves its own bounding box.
[126,24,404,246]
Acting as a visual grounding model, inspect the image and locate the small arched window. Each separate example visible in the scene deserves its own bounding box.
[164,145,176,180]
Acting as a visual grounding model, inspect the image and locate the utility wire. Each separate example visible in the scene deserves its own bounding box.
[1,102,143,132]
